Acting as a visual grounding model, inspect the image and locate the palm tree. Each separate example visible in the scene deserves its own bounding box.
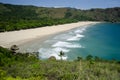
[59,51,64,60]
[10,45,19,54]
[77,56,82,61]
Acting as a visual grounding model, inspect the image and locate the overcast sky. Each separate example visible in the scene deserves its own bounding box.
[0,0,120,9]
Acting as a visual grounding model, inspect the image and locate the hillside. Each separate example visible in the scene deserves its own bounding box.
[0,3,120,32]
[0,46,120,80]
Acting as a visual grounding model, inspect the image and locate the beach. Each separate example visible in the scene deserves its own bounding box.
[0,21,99,48]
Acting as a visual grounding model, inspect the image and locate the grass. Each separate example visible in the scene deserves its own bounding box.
[0,46,120,80]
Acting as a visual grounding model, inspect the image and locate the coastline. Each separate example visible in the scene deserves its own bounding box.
[0,21,100,48]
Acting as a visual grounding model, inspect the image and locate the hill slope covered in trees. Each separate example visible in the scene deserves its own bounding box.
[0,3,120,32]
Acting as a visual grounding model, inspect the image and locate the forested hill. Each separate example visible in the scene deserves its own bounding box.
[0,3,120,32]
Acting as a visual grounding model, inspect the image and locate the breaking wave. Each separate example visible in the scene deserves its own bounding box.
[52,41,82,48]
[38,26,88,60]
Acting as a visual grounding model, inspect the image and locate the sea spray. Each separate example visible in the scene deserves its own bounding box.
[38,26,87,60]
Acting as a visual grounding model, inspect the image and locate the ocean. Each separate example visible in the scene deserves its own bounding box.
[21,23,120,60]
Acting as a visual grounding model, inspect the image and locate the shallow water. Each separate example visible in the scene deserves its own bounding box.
[38,23,120,60]
[19,23,120,60]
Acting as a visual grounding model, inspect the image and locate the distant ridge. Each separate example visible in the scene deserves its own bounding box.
[0,3,120,32]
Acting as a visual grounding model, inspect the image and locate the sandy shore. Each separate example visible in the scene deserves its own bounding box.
[0,21,99,48]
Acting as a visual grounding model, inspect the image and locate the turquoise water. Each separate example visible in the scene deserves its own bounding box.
[68,23,120,60]
[38,23,120,60]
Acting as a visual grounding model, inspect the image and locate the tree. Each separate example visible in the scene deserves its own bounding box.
[0,69,6,80]
[10,45,19,54]
[86,55,95,67]
[49,56,56,61]
[94,56,100,61]
[77,56,82,61]
[59,51,64,60]
[65,11,72,18]
[86,55,93,60]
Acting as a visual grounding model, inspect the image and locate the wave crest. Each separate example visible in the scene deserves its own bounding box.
[52,41,82,48]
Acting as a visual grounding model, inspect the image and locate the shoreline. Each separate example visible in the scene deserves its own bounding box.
[0,21,100,48]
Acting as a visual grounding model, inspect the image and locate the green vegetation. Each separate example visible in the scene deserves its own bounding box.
[0,3,120,79]
[10,45,19,54]
[0,46,120,80]
[0,3,120,32]
[59,51,65,60]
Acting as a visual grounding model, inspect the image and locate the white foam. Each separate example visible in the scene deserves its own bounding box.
[38,48,68,60]
[52,41,82,48]
[81,28,86,31]
[67,36,80,41]
[76,34,84,37]
[50,53,67,60]
[38,27,87,60]
[75,30,83,33]
[38,48,51,58]
[67,34,84,41]
[53,47,70,53]
[74,27,86,34]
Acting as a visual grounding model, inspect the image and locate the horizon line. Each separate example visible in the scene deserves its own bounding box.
[0,2,120,10]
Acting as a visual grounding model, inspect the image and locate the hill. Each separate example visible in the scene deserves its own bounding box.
[0,3,120,32]
[0,46,120,80]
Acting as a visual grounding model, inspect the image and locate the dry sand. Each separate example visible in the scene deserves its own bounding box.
[0,21,99,48]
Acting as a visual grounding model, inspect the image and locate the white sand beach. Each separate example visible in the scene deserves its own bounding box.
[0,21,99,48]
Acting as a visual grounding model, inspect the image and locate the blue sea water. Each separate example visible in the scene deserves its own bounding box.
[38,23,120,60]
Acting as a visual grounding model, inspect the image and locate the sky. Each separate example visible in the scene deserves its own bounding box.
[0,0,120,9]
